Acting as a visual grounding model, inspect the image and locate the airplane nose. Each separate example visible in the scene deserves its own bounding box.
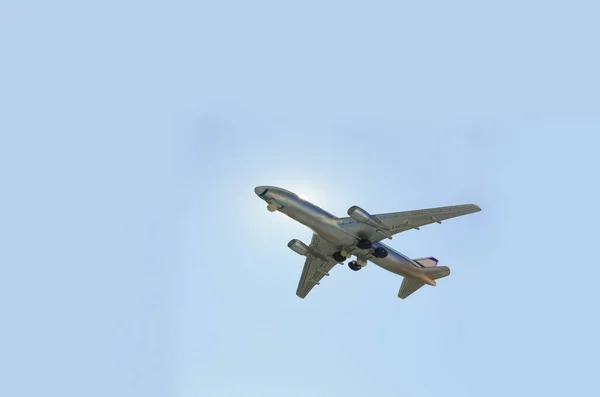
[254,186,268,196]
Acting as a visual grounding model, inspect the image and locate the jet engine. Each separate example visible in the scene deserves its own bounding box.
[287,239,309,256]
[347,205,385,229]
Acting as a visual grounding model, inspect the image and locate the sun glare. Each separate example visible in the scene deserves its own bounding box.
[282,182,329,206]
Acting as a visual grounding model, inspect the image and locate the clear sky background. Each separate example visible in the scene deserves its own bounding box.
[1,1,599,396]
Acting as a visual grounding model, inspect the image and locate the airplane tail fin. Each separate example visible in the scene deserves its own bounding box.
[398,266,451,299]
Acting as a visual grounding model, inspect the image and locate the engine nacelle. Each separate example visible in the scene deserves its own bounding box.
[347,205,372,223]
[288,239,309,256]
[347,205,384,228]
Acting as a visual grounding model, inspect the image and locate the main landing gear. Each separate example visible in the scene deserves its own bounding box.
[332,251,347,263]
[348,261,362,271]
[373,246,388,258]
[357,238,373,250]
[356,239,387,258]
[333,239,389,271]
[332,252,363,271]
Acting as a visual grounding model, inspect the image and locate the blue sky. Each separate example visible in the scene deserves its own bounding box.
[1,1,599,396]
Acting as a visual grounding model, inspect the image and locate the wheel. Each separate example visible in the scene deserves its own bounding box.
[267,203,278,212]
[348,261,361,271]
[373,247,388,258]
[332,251,347,263]
[357,238,373,250]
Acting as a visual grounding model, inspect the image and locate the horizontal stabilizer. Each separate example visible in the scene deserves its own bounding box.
[414,257,438,267]
[421,265,450,280]
[397,266,451,299]
[398,278,425,299]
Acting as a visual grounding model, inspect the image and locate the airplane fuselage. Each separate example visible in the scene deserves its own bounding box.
[255,185,426,280]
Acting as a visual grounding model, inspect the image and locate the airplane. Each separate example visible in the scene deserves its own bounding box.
[254,185,481,299]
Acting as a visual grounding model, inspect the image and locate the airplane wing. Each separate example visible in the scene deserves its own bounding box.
[296,234,339,299]
[339,204,481,243]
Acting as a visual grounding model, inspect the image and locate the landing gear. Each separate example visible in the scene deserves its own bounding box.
[357,238,373,250]
[348,261,361,271]
[266,199,282,212]
[373,247,388,258]
[332,251,347,263]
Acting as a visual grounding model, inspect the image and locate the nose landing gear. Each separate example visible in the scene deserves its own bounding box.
[266,199,283,212]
